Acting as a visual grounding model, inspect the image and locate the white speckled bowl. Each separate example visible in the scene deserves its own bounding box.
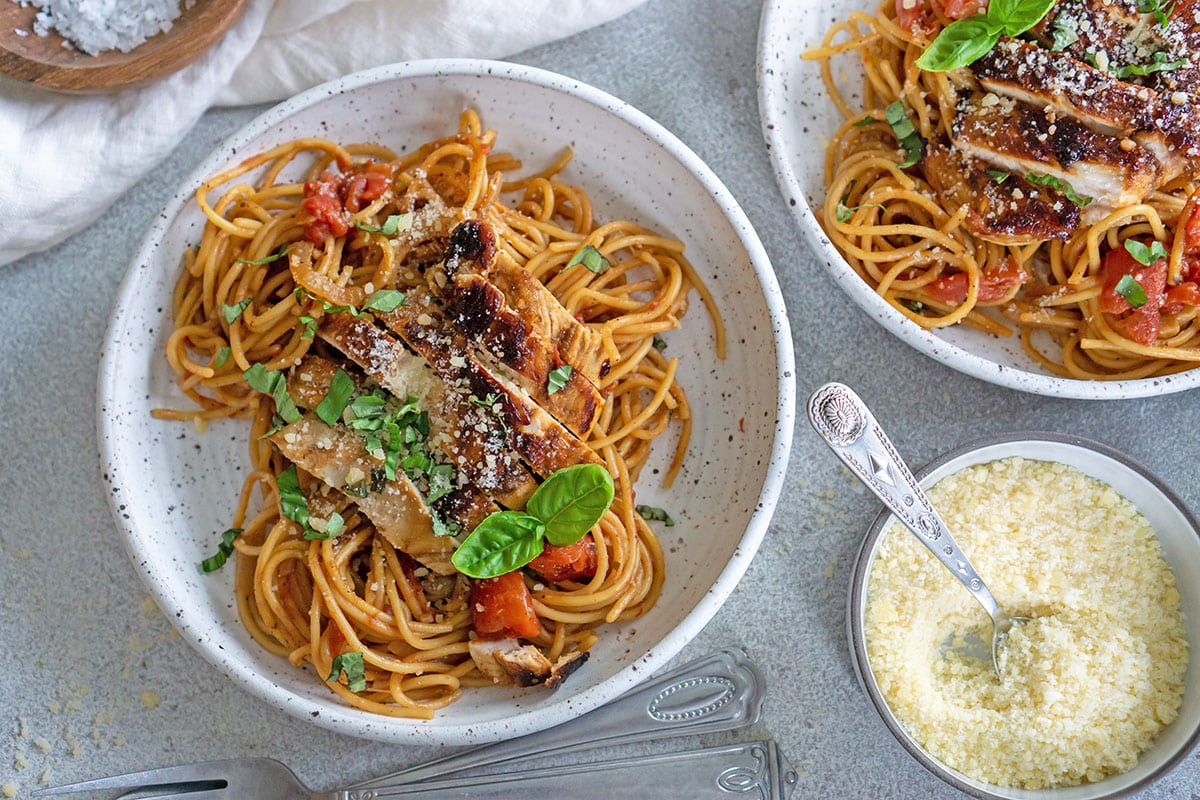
[97,60,795,744]
[757,0,1200,399]
[848,434,1200,799]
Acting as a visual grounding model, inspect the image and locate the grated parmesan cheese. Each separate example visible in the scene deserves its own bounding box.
[864,457,1188,789]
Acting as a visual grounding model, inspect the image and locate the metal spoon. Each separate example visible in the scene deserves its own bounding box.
[807,382,1028,677]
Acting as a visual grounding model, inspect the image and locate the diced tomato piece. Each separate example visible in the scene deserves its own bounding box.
[895,0,935,33]
[1164,282,1200,314]
[1099,244,1167,346]
[343,163,394,213]
[1180,193,1200,255]
[921,258,1028,304]
[301,171,350,243]
[470,571,540,640]
[529,535,598,583]
[937,0,987,17]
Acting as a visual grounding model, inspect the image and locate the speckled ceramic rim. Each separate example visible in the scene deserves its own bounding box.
[846,432,1200,799]
[97,58,796,744]
[754,2,1200,400]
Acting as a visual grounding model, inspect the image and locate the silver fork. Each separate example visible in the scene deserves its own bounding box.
[28,740,799,799]
[33,648,767,798]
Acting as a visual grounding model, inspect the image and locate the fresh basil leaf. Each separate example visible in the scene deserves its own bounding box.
[914,17,1001,73]
[221,297,253,324]
[1124,239,1169,266]
[450,512,546,578]
[357,213,413,236]
[199,527,242,573]
[1050,18,1078,50]
[1115,274,1149,308]
[526,464,615,546]
[636,505,675,527]
[991,0,1056,35]
[276,464,311,530]
[235,244,291,265]
[362,289,407,313]
[547,364,573,395]
[213,347,231,368]
[1024,172,1093,207]
[985,169,1010,184]
[1113,51,1186,78]
[567,244,611,274]
[243,363,273,394]
[327,651,367,692]
[299,315,317,339]
[242,363,300,422]
[884,101,926,168]
[315,368,356,426]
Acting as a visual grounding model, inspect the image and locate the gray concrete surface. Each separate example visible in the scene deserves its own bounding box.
[2,0,1199,796]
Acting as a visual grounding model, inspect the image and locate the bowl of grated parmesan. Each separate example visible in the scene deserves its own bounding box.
[849,433,1200,798]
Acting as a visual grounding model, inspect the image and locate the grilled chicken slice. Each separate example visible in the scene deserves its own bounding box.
[269,417,456,574]
[973,39,1200,173]
[316,316,538,510]
[952,95,1160,223]
[434,220,604,438]
[286,355,498,532]
[923,143,1080,244]
[468,638,589,688]
[378,301,604,477]
[1028,0,1143,65]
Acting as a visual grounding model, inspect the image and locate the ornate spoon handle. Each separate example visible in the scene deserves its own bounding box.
[806,383,1004,623]
[352,648,765,788]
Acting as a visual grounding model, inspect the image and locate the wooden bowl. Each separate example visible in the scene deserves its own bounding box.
[0,0,249,93]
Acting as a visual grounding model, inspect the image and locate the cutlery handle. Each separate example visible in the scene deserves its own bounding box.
[806,383,1003,622]
[339,740,799,799]
[353,648,765,787]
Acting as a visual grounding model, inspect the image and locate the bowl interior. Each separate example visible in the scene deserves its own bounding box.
[756,0,1200,399]
[98,61,794,744]
[848,435,1200,799]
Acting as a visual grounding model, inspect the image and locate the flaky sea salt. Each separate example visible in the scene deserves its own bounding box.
[16,0,196,56]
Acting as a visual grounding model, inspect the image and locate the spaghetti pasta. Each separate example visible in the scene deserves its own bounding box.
[805,0,1200,380]
[154,110,723,717]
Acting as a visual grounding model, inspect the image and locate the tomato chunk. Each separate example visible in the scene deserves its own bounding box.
[471,571,540,640]
[529,535,598,583]
[299,161,395,243]
[895,0,935,33]
[1180,193,1200,255]
[921,258,1028,304]
[1099,244,1167,346]
[937,0,987,17]
[1164,282,1200,315]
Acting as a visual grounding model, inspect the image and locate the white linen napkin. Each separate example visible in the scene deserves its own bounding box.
[0,0,647,267]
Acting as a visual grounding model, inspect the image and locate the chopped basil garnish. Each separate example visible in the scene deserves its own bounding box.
[327,651,367,692]
[356,213,413,236]
[235,244,291,265]
[469,392,510,441]
[276,464,313,533]
[322,301,362,317]
[1112,51,1186,78]
[427,464,456,504]
[294,287,310,304]
[1050,18,1078,51]
[315,368,356,426]
[362,289,407,313]
[1025,172,1092,207]
[451,464,615,578]
[1123,239,1169,266]
[985,169,1010,184]
[904,300,926,313]
[1137,0,1174,29]
[835,180,886,222]
[652,336,667,352]
[547,364,573,395]
[567,244,611,274]
[221,298,252,324]
[885,102,924,168]
[199,528,242,573]
[306,511,344,541]
[299,315,317,339]
[853,115,878,126]
[243,363,301,423]
[1115,274,1149,308]
[636,505,675,527]
[431,512,461,539]
[213,347,231,368]
[915,0,1055,71]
